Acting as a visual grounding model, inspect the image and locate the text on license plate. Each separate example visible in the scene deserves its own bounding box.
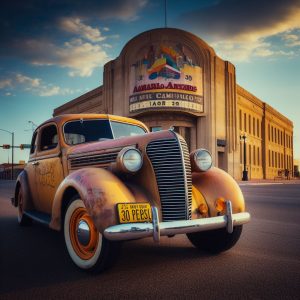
[117,203,152,223]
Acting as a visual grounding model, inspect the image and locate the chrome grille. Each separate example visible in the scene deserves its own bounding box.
[178,135,192,219]
[69,151,119,169]
[146,137,192,221]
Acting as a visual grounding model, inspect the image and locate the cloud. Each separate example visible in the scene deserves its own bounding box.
[16,74,41,87]
[38,86,73,97]
[0,79,12,89]
[179,0,300,61]
[60,17,106,42]
[58,39,109,77]
[0,73,80,97]
[0,0,148,50]
[20,38,109,77]
[282,32,300,47]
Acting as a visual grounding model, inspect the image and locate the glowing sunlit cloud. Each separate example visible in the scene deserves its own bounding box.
[60,18,106,42]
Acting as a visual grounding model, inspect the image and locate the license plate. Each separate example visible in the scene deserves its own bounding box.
[117,203,152,223]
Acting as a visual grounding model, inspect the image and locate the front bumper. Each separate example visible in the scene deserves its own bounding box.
[104,201,251,243]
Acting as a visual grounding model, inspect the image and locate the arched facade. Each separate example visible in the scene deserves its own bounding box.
[53,28,293,180]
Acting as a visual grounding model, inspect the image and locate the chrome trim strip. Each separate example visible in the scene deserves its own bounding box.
[104,201,251,241]
[152,207,160,243]
[173,133,189,220]
[30,153,61,161]
[226,201,233,233]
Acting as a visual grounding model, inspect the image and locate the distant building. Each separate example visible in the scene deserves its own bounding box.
[0,162,26,179]
[54,28,294,180]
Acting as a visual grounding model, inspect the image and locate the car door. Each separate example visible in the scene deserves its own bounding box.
[34,123,64,214]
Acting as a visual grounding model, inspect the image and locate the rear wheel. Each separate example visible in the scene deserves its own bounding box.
[187,226,243,253]
[17,187,32,226]
[64,198,120,273]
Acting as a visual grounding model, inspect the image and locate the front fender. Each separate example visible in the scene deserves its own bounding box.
[50,168,137,233]
[192,167,245,218]
[14,170,34,210]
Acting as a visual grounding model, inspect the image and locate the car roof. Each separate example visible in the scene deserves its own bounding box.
[36,114,149,132]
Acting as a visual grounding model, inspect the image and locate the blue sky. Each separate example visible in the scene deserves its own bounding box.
[0,0,300,164]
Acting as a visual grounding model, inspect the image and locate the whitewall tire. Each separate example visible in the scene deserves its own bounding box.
[64,198,120,273]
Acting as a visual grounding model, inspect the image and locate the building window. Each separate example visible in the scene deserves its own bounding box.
[150,126,162,132]
[253,145,256,165]
[257,119,260,138]
[271,126,274,142]
[239,110,242,131]
[272,151,274,167]
[240,143,242,164]
[257,147,260,165]
[268,124,270,141]
[275,151,277,168]
[249,145,251,165]
[253,117,256,136]
[268,150,271,167]
[244,113,247,132]
[249,115,251,134]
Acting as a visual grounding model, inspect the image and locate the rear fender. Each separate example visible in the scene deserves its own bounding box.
[192,167,245,218]
[50,168,138,233]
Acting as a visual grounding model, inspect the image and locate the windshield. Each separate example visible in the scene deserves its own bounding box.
[111,121,146,139]
[63,119,146,145]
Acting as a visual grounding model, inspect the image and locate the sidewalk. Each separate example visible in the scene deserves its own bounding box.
[237,178,300,185]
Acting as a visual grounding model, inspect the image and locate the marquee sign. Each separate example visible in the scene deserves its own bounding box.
[129,44,204,113]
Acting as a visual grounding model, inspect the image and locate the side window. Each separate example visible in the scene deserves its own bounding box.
[30,132,38,154]
[40,125,58,151]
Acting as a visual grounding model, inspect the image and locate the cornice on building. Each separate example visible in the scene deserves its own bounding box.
[237,84,293,128]
[53,86,103,116]
[264,103,293,128]
[237,85,264,109]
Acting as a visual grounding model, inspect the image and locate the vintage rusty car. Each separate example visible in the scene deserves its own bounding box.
[12,114,250,272]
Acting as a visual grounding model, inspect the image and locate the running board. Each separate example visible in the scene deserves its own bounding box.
[24,210,51,226]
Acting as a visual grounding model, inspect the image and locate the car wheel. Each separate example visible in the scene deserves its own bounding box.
[64,198,120,273]
[187,225,243,253]
[17,187,32,226]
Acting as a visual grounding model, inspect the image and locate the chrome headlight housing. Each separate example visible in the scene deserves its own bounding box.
[117,148,143,173]
[191,149,212,172]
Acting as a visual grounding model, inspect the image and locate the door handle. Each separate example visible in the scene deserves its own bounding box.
[32,161,40,166]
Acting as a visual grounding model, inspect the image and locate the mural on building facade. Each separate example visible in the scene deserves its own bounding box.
[129,44,204,113]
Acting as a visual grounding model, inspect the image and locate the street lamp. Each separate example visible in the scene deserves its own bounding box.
[240,133,248,181]
[28,120,37,132]
[0,128,14,180]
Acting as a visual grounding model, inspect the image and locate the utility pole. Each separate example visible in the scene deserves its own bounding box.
[0,128,14,180]
[165,0,167,28]
[12,132,14,180]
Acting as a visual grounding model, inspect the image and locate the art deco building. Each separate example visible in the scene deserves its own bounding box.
[54,28,294,180]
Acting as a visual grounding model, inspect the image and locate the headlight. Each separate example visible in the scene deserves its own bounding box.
[118,148,143,173]
[191,149,212,172]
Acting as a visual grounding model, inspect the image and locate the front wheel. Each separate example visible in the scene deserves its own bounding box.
[17,186,32,226]
[187,225,243,253]
[64,198,120,273]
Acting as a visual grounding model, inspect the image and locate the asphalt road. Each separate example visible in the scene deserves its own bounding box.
[0,180,299,299]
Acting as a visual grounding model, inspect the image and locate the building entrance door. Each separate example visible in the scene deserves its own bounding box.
[174,127,191,150]
[218,151,226,171]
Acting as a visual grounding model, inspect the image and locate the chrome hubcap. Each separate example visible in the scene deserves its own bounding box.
[76,220,91,246]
